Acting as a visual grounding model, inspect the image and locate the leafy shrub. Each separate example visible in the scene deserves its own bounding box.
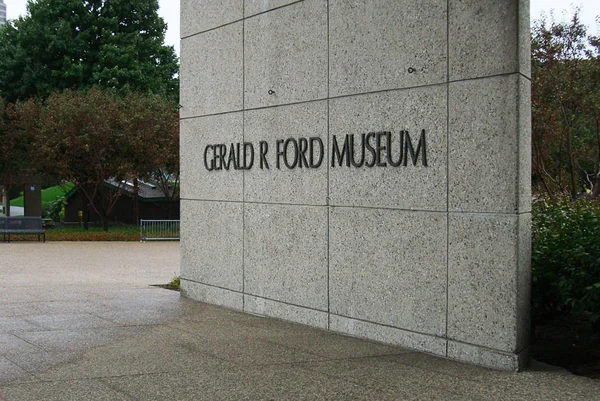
[532,197,600,323]
[47,196,67,222]
[39,195,67,221]
[41,202,52,219]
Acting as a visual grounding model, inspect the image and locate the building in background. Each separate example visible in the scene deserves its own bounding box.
[0,0,6,25]
[64,179,180,225]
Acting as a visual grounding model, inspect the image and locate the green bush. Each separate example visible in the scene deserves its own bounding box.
[47,196,67,222]
[41,196,65,221]
[532,197,600,323]
[41,202,52,219]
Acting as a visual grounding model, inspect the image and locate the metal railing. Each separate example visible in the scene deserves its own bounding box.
[140,219,180,241]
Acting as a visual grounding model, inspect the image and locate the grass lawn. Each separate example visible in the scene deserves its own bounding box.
[10,183,75,207]
[46,225,140,241]
[8,225,140,242]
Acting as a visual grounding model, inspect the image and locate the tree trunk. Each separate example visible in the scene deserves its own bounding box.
[532,139,552,196]
[593,118,600,199]
[166,200,172,220]
[566,128,578,200]
[82,185,89,229]
[591,172,600,199]
[557,135,564,191]
[2,185,10,217]
[133,178,139,225]
[101,201,108,232]
[596,117,600,164]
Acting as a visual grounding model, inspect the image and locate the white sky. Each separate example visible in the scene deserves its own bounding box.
[5,0,600,57]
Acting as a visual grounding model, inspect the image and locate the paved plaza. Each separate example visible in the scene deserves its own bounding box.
[0,242,598,400]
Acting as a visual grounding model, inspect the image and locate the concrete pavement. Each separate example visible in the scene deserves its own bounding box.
[0,242,598,400]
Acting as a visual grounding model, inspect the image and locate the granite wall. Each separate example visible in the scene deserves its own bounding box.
[180,0,531,370]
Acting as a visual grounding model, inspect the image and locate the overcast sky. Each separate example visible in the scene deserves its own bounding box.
[5,0,600,57]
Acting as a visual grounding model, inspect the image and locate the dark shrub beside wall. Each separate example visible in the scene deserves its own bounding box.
[532,197,600,326]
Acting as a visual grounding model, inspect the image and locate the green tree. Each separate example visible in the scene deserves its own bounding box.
[33,87,178,230]
[0,0,178,103]
[586,31,600,198]
[115,90,179,222]
[531,10,600,198]
[0,97,40,214]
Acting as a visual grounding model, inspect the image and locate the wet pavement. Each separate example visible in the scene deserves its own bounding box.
[0,242,599,400]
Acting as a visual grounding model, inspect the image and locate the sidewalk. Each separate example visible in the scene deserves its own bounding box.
[0,242,598,400]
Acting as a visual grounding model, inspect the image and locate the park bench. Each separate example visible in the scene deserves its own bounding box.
[1,216,46,243]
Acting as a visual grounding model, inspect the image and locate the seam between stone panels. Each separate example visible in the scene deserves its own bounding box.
[326,173,331,330]
[516,342,530,355]
[9,336,49,357]
[245,201,329,208]
[326,0,331,331]
[181,19,244,40]
[247,98,330,113]
[328,70,524,101]
[181,199,525,216]
[100,380,138,399]
[180,1,306,41]
[330,81,448,102]
[245,98,333,112]
[515,66,523,343]
[447,338,521,356]
[448,71,522,86]
[183,284,331,314]
[294,354,418,368]
[447,210,522,217]
[244,0,306,20]
[445,0,450,358]
[519,72,532,82]
[331,313,447,340]
[331,205,447,215]
[185,280,457,325]
[255,203,444,213]
[180,97,328,121]
[516,0,521,78]
[180,198,244,204]
[244,292,329,314]
[181,278,245,295]
[242,0,246,310]
[181,0,306,42]
[516,75,521,215]
[182,199,327,208]
[184,81,452,120]
[3,355,41,375]
[515,74,522,347]
[516,345,530,356]
[515,214,522,352]
[182,74,528,122]
[182,79,450,120]
[180,109,245,121]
